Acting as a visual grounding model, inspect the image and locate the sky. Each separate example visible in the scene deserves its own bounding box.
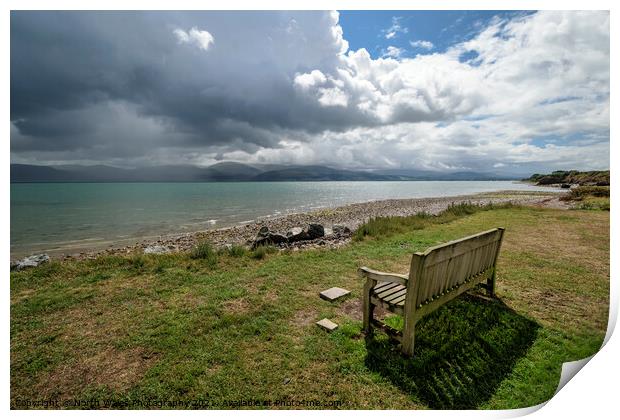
[10,10,610,175]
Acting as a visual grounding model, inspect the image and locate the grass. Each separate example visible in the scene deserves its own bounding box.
[574,196,610,211]
[190,241,218,267]
[250,245,278,260]
[10,204,609,409]
[563,186,610,200]
[354,202,512,240]
[225,245,247,258]
[560,186,610,211]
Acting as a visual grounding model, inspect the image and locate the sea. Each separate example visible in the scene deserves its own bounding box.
[10,181,557,257]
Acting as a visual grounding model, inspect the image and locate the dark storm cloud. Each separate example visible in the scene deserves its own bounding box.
[10,11,357,159]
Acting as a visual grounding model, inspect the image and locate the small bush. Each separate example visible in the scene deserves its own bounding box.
[562,186,610,201]
[227,245,247,258]
[190,241,218,266]
[130,255,147,271]
[575,197,610,211]
[251,245,277,260]
[353,215,428,240]
[154,260,166,273]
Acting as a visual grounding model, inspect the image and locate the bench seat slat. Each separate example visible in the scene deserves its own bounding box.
[373,284,399,297]
[371,282,407,308]
[373,282,396,294]
[393,294,406,305]
[384,288,407,303]
[376,284,406,299]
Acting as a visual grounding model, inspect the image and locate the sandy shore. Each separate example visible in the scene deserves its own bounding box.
[30,190,564,262]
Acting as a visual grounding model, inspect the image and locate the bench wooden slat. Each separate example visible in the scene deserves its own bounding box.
[373,282,396,294]
[372,281,391,294]
[393,294,406,305]
[376,284,406,299]
[384,288,407,303]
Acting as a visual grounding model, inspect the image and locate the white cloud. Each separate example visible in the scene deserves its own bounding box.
[173,26,214,50]
[318,87,349,107]
[382,16,408,39]
[382,45,405,58]
[293,70,327,90]
[172,28,189,43]
[409,39,434,50]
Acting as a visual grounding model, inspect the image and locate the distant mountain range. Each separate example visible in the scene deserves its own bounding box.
[10,162,516,183]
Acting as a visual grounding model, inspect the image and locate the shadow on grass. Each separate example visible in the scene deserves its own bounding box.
[365,293,539,409]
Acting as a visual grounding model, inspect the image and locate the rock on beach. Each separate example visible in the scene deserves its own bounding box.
[11,254,50,271]
[143,245,172,255]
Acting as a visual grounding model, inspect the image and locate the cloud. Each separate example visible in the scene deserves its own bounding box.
[173,27,215,50]
[317,87,349,107]
[293,70,327,90]
[409,39,434,50]
[382,45,405,58]
[10,11,609,174]
[382,16,408,39]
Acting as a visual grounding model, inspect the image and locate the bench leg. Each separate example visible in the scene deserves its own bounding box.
[362,278,375,334]
[402,320,416,357]
[487,269,497,297]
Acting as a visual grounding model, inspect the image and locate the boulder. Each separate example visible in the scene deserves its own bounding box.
[253,223,325,248]
[256,226,270,241]
[11,254,50,271]
[268,233,288,244]
[307,223,325,239]
[252,226,288,249]
[143,245,169,255]
[286,227,310,242]
[332,224,351,236]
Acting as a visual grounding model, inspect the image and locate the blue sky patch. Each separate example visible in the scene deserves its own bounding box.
[339,10,535,59]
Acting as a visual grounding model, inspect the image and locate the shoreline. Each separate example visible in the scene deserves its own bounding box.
[11,190,566,262]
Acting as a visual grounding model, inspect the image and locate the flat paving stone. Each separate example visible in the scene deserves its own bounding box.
[319,287,351,302]
[316,318,338,332]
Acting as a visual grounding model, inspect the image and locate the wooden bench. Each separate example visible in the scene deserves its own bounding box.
[360,227,505,356]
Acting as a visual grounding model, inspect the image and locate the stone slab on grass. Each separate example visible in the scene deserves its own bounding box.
[319,287,351,302]
[316,318,338,332]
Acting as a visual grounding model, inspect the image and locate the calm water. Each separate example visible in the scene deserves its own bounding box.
[11,181,554,256]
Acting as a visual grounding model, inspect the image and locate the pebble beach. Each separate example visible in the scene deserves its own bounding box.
[44,190,565,262]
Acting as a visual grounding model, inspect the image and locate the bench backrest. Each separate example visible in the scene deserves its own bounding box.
[408,228,505,307]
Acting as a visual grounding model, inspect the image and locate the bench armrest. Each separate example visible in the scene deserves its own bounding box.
[358,266,409,285]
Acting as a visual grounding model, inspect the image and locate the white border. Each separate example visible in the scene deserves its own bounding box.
[3,1,616,418]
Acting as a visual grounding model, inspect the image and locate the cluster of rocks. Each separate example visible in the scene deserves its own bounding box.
[10,254,50,271]
[251,223,351,249]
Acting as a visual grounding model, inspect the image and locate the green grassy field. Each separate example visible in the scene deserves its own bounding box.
[10,204,609,409]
